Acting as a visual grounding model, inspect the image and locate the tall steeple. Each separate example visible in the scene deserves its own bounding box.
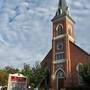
[52,0,74,22]
[56,0,68,16]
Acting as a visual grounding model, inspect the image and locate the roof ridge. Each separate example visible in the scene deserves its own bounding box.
[70,41,90,56]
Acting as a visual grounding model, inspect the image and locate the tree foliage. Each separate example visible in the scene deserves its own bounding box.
[4,66,20,74]
[30,63,48,88]
[0,70,8,86]
[0,66,20,86]
[80,63,90,85]
[21,62,48,88]
[0,63,48,88]
[21,63,32,87]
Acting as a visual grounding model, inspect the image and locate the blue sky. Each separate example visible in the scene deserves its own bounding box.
[0,0,90,68]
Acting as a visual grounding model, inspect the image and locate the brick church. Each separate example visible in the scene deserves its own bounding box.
[41,0,90,90]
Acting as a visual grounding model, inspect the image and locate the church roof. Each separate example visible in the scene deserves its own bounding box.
[41,42,90,65]
[41,49,52,67]
[70,41,90,56]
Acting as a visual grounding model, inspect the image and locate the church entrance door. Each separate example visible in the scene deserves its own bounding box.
[57,78,64,90]
[56,70,65,90]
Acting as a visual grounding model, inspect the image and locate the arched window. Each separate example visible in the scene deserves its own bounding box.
[76,63,83,73]
[56,24,63,36]
[76,63,84,85]
[56,70,64,78]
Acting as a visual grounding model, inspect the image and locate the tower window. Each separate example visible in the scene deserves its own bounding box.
[76,63,83,73]
[56,52,64,60]
[56,24,63,36]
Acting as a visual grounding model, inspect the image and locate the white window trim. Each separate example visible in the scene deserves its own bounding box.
[51,68,66,80]
[68,35,75,42]
[56,24,63,31]
[53,59,65,64]
[76,63,83,72]
[56,52,64,60]
[56,52,64,54]
[55,68,65,77]
[56,24,63,36]
[76,63,84,85]
[53,34,65,40]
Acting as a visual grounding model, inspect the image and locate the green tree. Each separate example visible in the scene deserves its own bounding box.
[0,66,20,86]
[0,63,48,88]
[21,62,48,88]
[4,66,20,74]
[0,70,8,86]
[31,62,48,88]
[80,63,90,85]
[21,63,32,87]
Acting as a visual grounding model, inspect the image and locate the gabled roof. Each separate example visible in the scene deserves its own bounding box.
[41,49,52,66]
[70,41,90,56]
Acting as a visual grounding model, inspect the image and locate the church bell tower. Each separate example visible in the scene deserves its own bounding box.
[51,0,75,89]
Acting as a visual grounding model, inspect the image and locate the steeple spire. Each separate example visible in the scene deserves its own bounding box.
[56,0,68,16]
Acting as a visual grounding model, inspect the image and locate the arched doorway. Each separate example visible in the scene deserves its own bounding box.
[56,70,65,90]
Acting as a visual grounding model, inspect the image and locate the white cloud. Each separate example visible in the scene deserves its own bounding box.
[0,0,89,68]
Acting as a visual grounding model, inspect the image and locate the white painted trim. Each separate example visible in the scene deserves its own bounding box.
[76,63,83,72]
[55,68,66,78]
[56,24,63,31]
[56,52,64,54]
[51,68,66,80]
[76,63,84,85]
[53,34,65,40]
[53,59,65,64]
[68,35,75,42]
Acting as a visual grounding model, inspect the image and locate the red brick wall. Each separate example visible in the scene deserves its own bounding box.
[41,14,90,89]
[70,41,90,86]
[41,49,52,70]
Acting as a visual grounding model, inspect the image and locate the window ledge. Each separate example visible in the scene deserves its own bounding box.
[53,34,65,40]
[68,35,75,42]
[53,59,65,64]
